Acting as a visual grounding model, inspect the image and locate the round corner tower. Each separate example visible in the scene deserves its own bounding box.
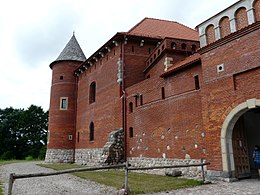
[45,34,86,163]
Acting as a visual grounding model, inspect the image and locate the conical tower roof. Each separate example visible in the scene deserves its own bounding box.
[50,33,86,68]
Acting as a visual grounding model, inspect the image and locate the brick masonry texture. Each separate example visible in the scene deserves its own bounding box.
[46,1,260,179]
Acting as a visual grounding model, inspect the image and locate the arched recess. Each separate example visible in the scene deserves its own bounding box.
[235,7,248,30]
[205,24,215,44]
[219,16,231,38]
[253,0,260,21]
[221,98,260,178]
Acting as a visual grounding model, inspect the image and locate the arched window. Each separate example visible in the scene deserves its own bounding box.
[129,127,134,138]
[181,43,187,50]
[89,82,96,104]
[205,24,216,44]
[191,44,197,52]
[253,0,260,21]
[158,49,161,55]
[89,122,94,141]
[171,42,176,49]
[219,16,231,38]
[235,7,248,31]
[129,102,133,113]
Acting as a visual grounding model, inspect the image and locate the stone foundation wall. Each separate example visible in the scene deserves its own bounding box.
[74,148,103,166]
[128,157,206,179]
[45,149,74,163]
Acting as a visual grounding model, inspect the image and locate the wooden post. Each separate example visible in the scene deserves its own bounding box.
[124,161,129,194]
[201,158,205,182]
[8,173,14,195]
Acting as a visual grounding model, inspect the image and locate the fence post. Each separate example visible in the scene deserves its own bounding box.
[124,161,129,194]
[200,159,205,182]
[8,173,14,195]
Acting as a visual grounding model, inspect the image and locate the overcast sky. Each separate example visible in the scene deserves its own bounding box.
[0,0,238,111]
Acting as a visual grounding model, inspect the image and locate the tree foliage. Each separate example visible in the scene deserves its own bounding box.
[0,105,48,160]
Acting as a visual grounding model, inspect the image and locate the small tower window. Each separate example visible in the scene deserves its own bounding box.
[60,97,68,110]
[132,46,135,52]
[90,122,94,141]
[89,81,96,104]
[129,127,134,138]
[60,76,64,80]
[154,54,156,59]
[129,102,133,113]
[77,132,80,142]
[148,48,151,54]
[158,49,161,55]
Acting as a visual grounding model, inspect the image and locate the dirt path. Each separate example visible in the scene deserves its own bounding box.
[0,161,117,195]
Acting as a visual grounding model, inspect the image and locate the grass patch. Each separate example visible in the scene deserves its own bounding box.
[39,164,203,194]
[0,160,29,166]
[0,183,3,195]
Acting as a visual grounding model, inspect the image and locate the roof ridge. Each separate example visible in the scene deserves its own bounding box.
[173,21,197,33]
[127,18,147,33]
[128,17,179,33]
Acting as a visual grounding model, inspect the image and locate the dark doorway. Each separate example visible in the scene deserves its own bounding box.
[232,108,260,179]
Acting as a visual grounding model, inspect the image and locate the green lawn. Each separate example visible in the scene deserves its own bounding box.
[40,164,204,194]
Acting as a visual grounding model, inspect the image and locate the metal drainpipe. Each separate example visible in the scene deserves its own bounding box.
[121,35,127,162]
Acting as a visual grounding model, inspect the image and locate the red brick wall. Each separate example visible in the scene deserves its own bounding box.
[48,61,80,149]
[235,7,248,30]
[219,16,231,38]
[126,63,204,160]
[75,46,123,149]
[124,41,157,88]
[200,28,260,170]
[254,0,260,21]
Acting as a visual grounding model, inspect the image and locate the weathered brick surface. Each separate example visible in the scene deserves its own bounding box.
[200,28,260,170]
[48,61,80,150]
[47,12,260,179]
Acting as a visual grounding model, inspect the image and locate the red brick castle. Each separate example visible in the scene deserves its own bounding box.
[46,0,260,180]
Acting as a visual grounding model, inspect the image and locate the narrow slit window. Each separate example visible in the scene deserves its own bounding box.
[132,46,135,52]
[129,127,133,138]
[129,102,133,113]
[77,132,80,142]
[140,94,143,105]
[90,122,94,141]
[194,75,200,90]
[161,87,165,99]
[135,96,138,107]
[89,82,96,104]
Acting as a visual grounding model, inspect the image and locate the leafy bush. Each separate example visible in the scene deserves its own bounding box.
[25,156,33,161]
[0,151,14,160]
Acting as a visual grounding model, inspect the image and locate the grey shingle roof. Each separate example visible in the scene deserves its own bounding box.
[54,34,86,63]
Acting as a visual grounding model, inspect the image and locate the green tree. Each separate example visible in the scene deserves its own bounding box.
[0,105,48,160]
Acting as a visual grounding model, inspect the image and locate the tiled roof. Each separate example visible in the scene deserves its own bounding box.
[54,34,86,63]
[128,18,199,41]
[161,53,201,77]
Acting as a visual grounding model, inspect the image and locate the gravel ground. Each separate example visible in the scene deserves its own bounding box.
[1,162,260,195]
[0,161,118,195]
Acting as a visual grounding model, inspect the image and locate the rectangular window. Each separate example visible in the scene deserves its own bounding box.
[60,97,68,110]
[68,134,73,140]
[194,75,200,90]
